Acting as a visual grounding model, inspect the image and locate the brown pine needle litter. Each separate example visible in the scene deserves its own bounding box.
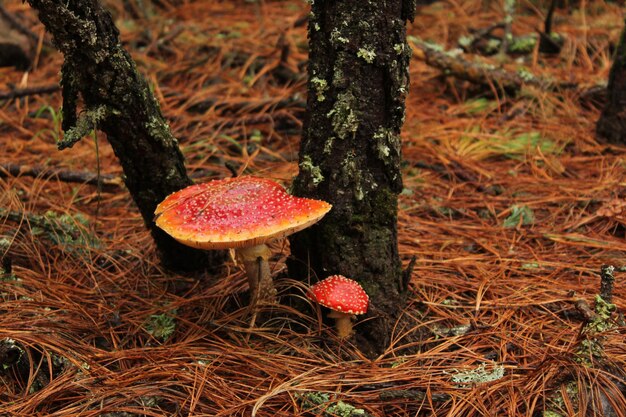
[1,0,625,416]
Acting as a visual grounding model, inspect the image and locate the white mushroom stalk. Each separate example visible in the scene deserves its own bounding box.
[154,176,331,305]
[236,244,273,304]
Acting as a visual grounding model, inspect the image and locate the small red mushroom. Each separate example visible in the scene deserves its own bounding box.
[307,275,369,338]
[154,176,331,304]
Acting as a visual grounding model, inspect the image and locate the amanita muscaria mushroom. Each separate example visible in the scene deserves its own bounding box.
[307,275,369,338]
[154,176,331,304]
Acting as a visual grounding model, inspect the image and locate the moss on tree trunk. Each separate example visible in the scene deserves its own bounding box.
[26,0,223,270]
[597,20,626,145]
[289,0,416,355]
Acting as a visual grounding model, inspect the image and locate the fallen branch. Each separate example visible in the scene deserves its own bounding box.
[0,207,100,251]
[409,37,577,93]
[500,0,514,56]
[0,162,123,189]
[0,83,60,100]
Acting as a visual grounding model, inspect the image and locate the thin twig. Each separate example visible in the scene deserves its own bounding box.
[500,0,515,57]
[538,0,562,54]
[544,0,557,35]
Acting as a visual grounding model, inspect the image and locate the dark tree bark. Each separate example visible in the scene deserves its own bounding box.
[26,0,224,270]
[289,0,416,355]
[597,20,626,145]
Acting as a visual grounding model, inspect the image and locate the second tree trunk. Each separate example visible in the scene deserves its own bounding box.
[289,0,415,355]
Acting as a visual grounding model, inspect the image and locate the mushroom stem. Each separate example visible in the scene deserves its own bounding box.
[327,310,355,338]
[236,244,276,304]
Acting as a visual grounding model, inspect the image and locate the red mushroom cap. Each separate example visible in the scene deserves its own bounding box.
[154,176,331,250]
[307,275,369,315]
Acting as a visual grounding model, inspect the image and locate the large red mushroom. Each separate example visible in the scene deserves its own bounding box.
[307,275,369,338]
[154,176,331,304]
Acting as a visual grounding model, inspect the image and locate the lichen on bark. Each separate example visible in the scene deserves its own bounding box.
[27,0,223,270]
[289,0,415,355]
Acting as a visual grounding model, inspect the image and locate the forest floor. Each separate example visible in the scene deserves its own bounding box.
[1,0,625,416]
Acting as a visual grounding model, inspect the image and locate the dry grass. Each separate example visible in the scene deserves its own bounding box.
[1,0,625,415]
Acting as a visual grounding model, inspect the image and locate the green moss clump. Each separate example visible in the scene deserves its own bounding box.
[144,311,177,341]
[545,380,579,417]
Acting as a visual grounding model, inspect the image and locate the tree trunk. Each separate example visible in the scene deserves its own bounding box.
[26,0,224,270]
[289,0,415,355]
[597,20,626,145]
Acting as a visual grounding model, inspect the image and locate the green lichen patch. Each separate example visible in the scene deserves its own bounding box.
[372,127,400,165]
[508,34,537,54]
[59,105,110,149]
[330,28,349,45]
[327,91,359,140]
[448,362,505,385]
[516,67,536,82]
[296,392,365,416]
[575,295,617,365]
[1,210,103,256]
[339,153,365,200]
[590,295,617,332]
[323,137,335,154]
[357,47,376,64]
[311,76,328,102]
[299,155,325,189]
